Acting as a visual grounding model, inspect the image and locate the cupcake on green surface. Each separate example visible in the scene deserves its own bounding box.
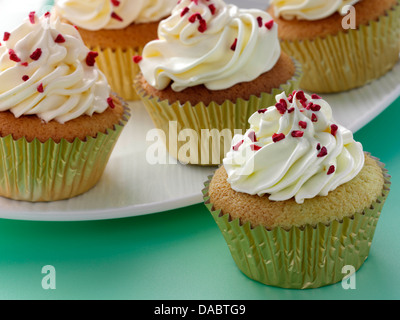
[203,90,390,289]
[0,12,129,202]
[135,0,302,165]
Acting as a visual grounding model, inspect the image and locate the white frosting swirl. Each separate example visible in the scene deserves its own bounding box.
[271,0,361,20]
[54,0,177,30]
[139,0,281,92]
[223,91,365,204]
[0,13,110,124]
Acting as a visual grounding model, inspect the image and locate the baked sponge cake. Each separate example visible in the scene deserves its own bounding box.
[54,0,176,100]
[135,0,302,165]
[203,91,391,288]
[267,0,400,93]
[0,12,129,202]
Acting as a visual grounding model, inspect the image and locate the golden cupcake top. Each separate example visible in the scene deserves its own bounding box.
[54,0,177,31]
[137,0,281,92]
[223,91,365,204]
[0,12,113,124]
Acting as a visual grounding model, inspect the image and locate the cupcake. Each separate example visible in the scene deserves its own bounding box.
[53,0,177,100]
[203,91,391,288]
[134,0,302,165]
[0,12,130,202]
[267,0,400,93]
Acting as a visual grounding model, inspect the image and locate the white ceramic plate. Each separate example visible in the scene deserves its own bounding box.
[0,0,399,221]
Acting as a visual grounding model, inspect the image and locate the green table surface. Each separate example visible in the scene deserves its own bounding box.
[0,95,399,300]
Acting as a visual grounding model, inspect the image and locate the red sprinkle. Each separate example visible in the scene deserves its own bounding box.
[230,38,237,51]
[316,143,321,151]
[248,131,257,142]
[310,104,321,112]
[111,12,123,22]
[257,108,267,114]
[44,11,51,18]
[54,34,66,43]
[22,75,29,82]
[111,0,120,6]
[311,94,321,99]
[208,4,216,15]
[291,130,304,138]
[233,140,244,151]
[331,124,339,136]
[181,7,190,17]
[8,49,21,62]
[275,102,287,115]
[29,11,36,24]
[317,146,328,158]
[299,121,307,129]
[272,133,285,143]
[265,20,274,30]
[311,113,318,122]
[3,32,10,41]
[257,16,263,28]
[21,62,29,67]
[133,55,143,63]
[107,97,115,109]
[198,19,207,33]
[327,165,336,175]
[37,83,44,93]
[86,51,99,66]
[296,90,307,102]
[30,48,42,61]
[251,144,262,151]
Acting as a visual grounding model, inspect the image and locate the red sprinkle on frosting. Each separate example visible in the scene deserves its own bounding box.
[230,38,237,51]
[54,34,66,43]
[317,146,328,158]
[3,32,10,41]
[291,130,304,138]
[86,51,99,66]
[37,83,44,93]
[251,144,262,151]
[272,133,285,143]
[8,49,21,62]
[299,121,307,129]
[327,165,336,175]
[265,20,274,30]
[233,140,244,151]
[331,124,338,136]
[133,55,143,63]
[30,48,42,61]
[111,12,123,22]
[29,11,36,24]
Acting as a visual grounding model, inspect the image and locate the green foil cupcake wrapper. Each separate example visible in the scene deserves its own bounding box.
[93,45,142,101]
[134,59,302,166]
[202,155,391,289]
[281,1,400,93]
[0,103,130,202]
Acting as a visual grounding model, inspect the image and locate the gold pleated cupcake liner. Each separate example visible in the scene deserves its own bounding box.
[134,59,302,166]
[92,45,142,101]
[280,1,400,93]
[202,155,391,289]
[0,105,130,202]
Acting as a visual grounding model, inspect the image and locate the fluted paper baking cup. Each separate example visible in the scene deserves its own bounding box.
[134,59,302,166]
[203,156,391,289]
[93,45,142,101]
[0,106,130,202]
[280,1,400,93]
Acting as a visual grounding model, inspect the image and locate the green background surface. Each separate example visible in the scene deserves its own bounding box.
[0,96,399,300]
